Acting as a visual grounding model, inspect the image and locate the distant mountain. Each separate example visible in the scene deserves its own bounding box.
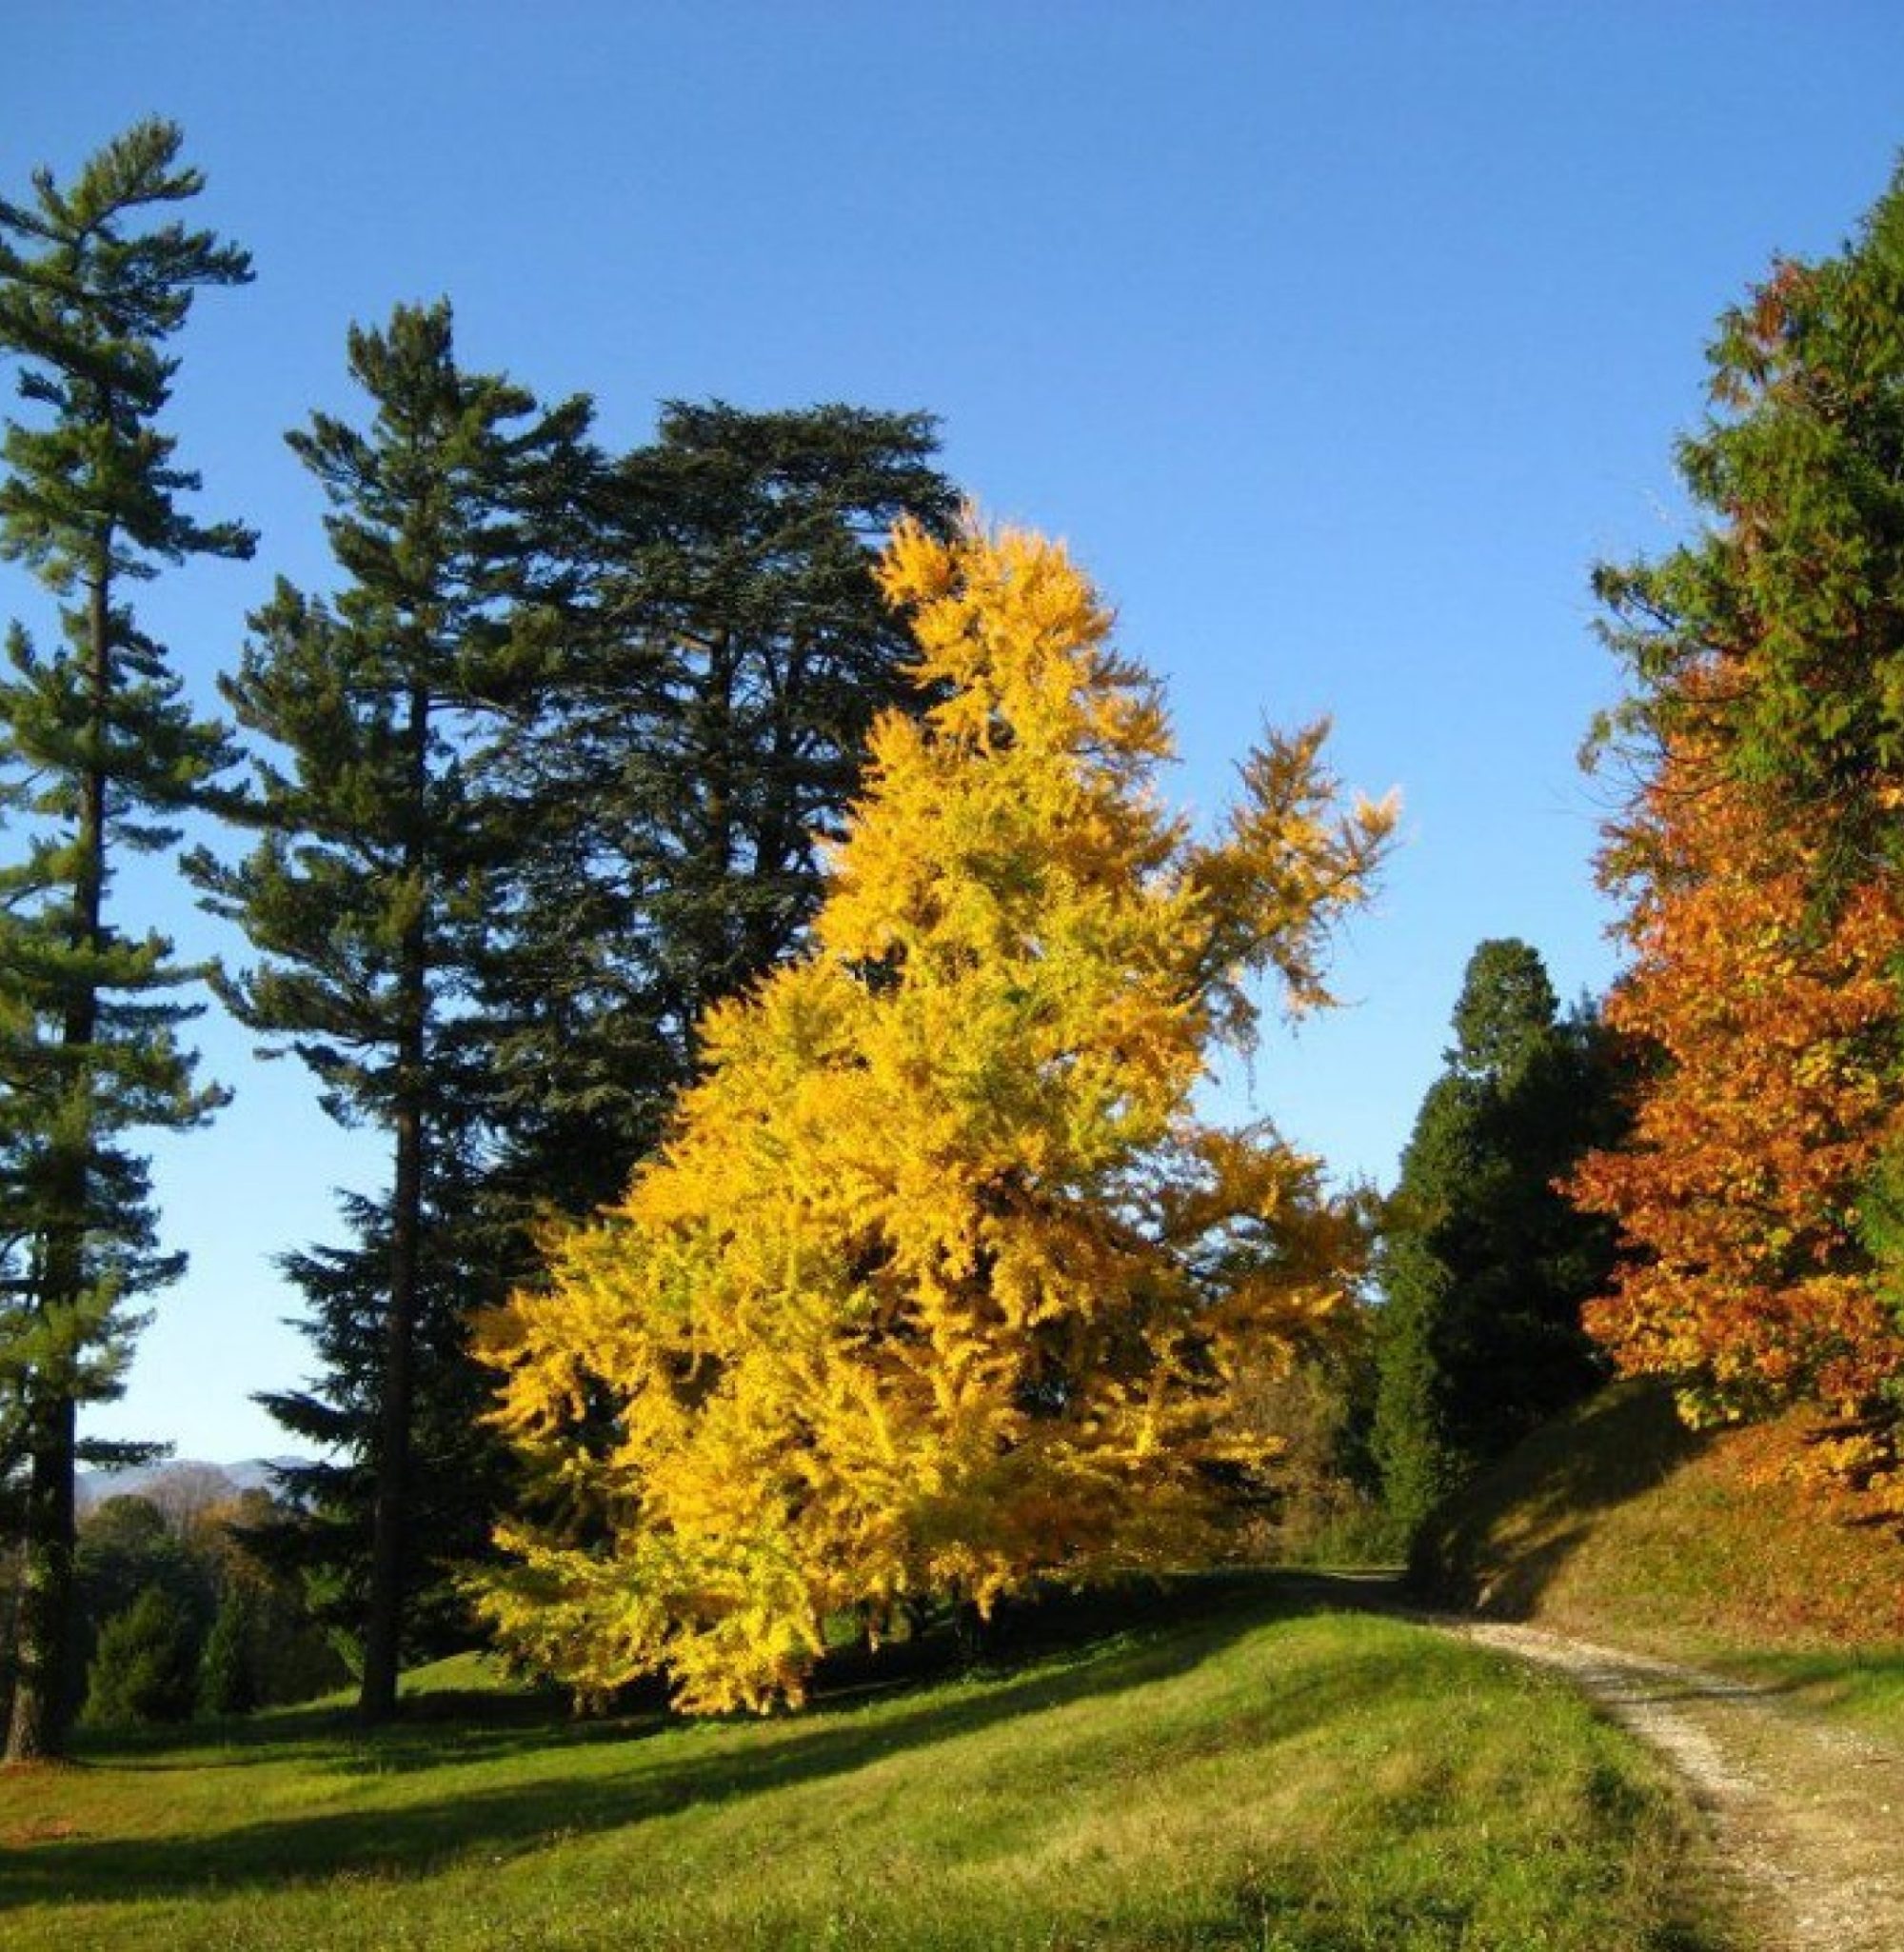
[76,1456,307,1510]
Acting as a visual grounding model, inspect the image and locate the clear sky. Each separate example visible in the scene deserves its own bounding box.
[5,1,1903,1464]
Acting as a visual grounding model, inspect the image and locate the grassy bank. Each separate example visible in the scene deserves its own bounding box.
[0,1578,1724,1950]
[1415,1382,1904,1738]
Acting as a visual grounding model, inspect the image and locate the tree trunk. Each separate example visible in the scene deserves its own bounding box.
[5,1398,77,1760]
[359,680,430,1723]
[6,562,109,1763]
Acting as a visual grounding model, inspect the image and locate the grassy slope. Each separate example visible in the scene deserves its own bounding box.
[1415,1381,1904,1732]
[0,1579,1725,1952]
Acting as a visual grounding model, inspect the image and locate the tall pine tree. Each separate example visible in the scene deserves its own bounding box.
[0,120,249,1760]
[191,300,592,1721]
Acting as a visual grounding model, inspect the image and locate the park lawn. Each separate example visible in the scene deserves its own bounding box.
[0,1580,1727,1951]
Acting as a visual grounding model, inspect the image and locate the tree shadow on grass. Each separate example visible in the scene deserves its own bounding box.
[75,1683,662,1780]
[0,1572,1367,1913]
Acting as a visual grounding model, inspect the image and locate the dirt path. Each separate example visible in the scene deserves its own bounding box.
[1450,1618,1904,1951]
[1281,1572,1904,1948]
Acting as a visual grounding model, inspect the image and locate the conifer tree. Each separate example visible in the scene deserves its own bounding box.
[191,301,592,1721]
[0,120,249,1760]
[481,403,956,1225]
[1372,940,1621,1544]
[82,1582,200,1726]
[479,520,1395,1714]
[195,1581,255,1718]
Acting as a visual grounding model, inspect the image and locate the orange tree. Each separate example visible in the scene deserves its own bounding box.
[1571,739,1904,1504]
[1578,167,1904,1523]
[474,520,1395,1711]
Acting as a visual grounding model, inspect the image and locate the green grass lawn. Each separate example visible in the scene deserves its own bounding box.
[0,1578,1727,1951]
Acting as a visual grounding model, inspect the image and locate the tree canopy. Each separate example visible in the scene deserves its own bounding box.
[1372,940,1621,1543]
[477,519,1396,1713]
[1579,163,1904,1526]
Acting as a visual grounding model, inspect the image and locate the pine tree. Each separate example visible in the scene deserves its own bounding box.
[195,1581,255,1718]
[478,520,1395,1714]
[190,300,592,1722]
[1372,940,1622,1544]
[0,120,249,1760]
[248,1175,517,1668]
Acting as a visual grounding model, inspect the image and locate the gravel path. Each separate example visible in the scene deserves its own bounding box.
[1449,1618,1904,1951]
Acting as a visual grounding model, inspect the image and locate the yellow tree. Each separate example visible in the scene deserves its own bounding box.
[476,521,1395,1712]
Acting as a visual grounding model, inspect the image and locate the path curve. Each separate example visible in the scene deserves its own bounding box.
[1444,1618,1904,1951]
[1389,1597,1901,1951]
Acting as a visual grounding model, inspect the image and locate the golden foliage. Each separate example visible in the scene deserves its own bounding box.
[476,520,1394,1712]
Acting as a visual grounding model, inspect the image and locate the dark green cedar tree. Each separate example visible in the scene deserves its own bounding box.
[0,119,249,1760]
[81,1580,199,1725]
[1372,940,1624,1545]
[195,1578,255,1717]
[480,402,959,1226]
[189,299,594,1723]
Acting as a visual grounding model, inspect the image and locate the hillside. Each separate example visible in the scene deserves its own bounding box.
[1413,1382,1904,1726]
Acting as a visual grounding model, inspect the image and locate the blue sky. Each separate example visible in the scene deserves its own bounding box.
[6,1,1904,1463]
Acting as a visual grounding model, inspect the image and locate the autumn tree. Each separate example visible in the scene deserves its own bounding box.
[0,120,249,1759]
[191,301,593,1721]
[1570,747,1904,1483]
[1372,939,1621,1543]
[1579,164,1904,1519]
[478,520,1395,1713]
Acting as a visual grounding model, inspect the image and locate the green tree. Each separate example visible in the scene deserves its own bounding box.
[1592,168,1904,896]
[481,402,958,1225]
[195,1581,255,1717]
[190,300,592,1722]
[247,1176,518,1674]
[1373,940,1623,1544]
[75,1491,212,1638]
[82,1582,199,1725]
[0,119,249,1760]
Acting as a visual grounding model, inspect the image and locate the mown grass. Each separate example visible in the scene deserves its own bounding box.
[1416,1381,1904,1740]
[0,1577,1726,1950]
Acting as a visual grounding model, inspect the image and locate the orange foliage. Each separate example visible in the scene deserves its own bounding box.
[1571,743,1904,1483]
